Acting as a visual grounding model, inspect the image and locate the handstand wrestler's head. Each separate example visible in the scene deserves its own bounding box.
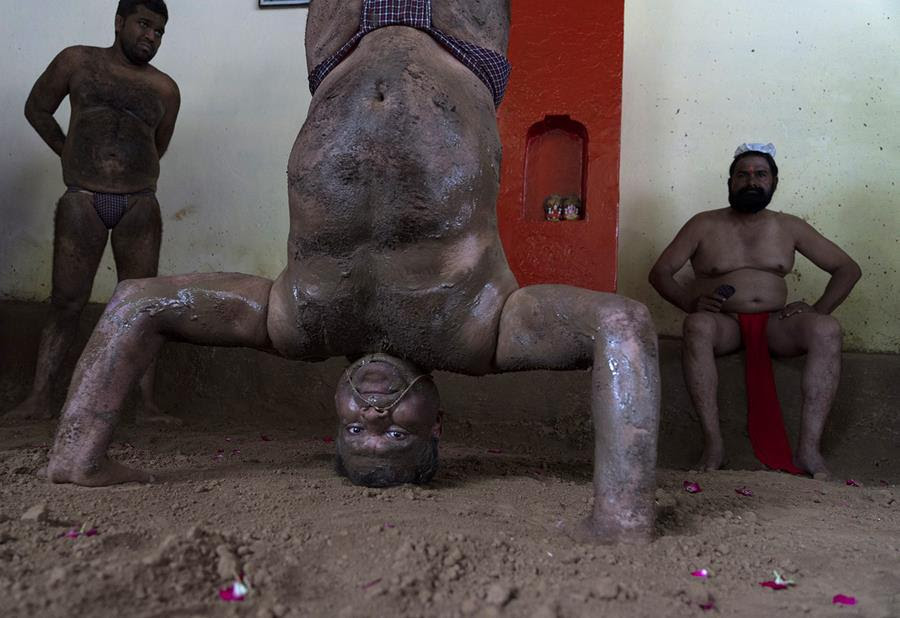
[334,353,443,487]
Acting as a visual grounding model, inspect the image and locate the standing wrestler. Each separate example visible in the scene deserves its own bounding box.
[649,143,861,477]
[8,0,179,421]
[48,0,660,543]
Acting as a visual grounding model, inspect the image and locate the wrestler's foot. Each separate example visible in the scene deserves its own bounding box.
[47,454,154,487]
[695,443,725,471]
[134,401,182,426]
[4,392,55,421]
[794,449,830,480]
[558,514,654,545]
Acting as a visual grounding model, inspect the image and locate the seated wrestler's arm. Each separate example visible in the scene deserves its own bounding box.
[649,214,721,313]
[781,214,862,318]
[24,47,77,156]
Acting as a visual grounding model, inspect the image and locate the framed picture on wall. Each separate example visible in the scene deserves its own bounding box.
[259,0,309,7]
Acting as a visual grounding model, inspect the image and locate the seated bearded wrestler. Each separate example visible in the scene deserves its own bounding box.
[48,0,661,543]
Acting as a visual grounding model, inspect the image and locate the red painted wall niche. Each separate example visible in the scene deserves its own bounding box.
[497,0,624,292]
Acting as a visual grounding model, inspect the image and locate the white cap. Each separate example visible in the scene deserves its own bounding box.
[734,142,776,158]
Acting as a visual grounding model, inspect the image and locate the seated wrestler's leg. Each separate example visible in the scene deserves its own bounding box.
[48,272,273,486]
[766,312,841,478]
[7,192,108,420]
[110,193,174,424]
[494,285,660,543]
[681,312,741,470]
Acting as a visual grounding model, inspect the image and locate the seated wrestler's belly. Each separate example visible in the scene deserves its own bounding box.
[694,268,788,313]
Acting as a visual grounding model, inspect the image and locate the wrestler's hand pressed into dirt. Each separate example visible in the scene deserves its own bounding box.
[779,301,815,319]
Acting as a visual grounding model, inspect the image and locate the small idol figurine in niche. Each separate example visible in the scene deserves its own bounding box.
[543,194,563,221]
[562,195,582,220]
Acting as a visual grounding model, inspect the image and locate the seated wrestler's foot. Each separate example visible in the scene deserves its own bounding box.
[794,449,830,480]
[48,453,154,487]
[134,401,182,426]
[695,442,725,471]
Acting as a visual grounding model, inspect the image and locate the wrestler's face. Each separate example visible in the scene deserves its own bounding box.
[334,354,442,458]
[115,5,166,65]
[728,154,777,213]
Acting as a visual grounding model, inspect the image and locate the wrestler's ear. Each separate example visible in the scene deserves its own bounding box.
[431,409,444,439]
[115,14,125,35]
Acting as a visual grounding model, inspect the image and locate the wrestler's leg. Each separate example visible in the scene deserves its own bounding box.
[766,312,841,478]
[111,194,171,423]
[494,285,660,543]
[680,312,741,470]
[48,273,273,486]
[6,193,108,420]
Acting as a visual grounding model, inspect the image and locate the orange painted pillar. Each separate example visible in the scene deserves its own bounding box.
[497,0,624,292]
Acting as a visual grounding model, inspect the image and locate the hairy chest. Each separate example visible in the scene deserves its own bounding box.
[70,64,165,128]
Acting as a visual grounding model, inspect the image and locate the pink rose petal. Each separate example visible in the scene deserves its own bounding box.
[362,578,382,590]
[64,529,80,539]
[231,449,241,456]
[218,581,247,602]
[487,448,503,454]
[84,528,99,537]
[759,581,789,590]
[832,594,856,606]
[699,600,715,611]
[735,487,753,497]
[845,479,861,487]
[691,569,709,578]
[683,480,702,494]
[260,435,273,442]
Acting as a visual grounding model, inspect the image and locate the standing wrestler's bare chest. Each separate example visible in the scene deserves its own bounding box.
[69,59,166,128]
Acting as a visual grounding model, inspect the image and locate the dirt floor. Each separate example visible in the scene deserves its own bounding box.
[0,399,897,618]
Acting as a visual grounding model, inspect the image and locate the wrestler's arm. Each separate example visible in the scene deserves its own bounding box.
[24,48,75,156]
[648,215,709,313]
[786,214,862,315]
[154,76,180,158]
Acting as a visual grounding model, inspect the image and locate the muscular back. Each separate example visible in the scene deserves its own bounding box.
[267,0,517,372]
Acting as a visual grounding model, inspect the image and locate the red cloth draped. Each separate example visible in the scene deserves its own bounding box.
[738,313,803,475]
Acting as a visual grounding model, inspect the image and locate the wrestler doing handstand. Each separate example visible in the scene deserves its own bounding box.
[49,0,660,543]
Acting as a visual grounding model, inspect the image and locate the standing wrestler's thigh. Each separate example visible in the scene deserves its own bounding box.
[111,193,162,280]
[51,192,109,305]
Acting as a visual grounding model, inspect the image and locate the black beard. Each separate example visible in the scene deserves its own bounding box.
[121,41,154,65]
[729,187,773,213]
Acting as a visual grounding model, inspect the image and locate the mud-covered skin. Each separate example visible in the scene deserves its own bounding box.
[7,5,179,422]
[49,0,660,543]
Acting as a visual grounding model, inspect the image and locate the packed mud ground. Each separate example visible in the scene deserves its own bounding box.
[0,402,897,618]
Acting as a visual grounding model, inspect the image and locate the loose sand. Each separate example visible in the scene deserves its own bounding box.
[0,402,897,618]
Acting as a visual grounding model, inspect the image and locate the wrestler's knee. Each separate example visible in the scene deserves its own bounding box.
[808,314,842,351]
[683,312,717,346]
[597,297,655,341]
[49,287,90,317]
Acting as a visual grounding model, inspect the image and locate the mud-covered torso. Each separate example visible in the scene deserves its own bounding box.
[690,209,795,313]
[268,23,517,373]
[62,48,166,193]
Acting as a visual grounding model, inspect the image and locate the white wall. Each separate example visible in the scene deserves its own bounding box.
[0,1,311,301]
[1,1,897,352]
[619,1,900,352]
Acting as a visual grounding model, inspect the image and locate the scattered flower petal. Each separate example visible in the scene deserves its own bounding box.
[219,580,248,602]
[487,448,503,454]
[231,449,241,456]
[691,569,709,578]
[832,594,856,606]
[699,600,716,611]
[683,480,702,494]
[362,578,382,590]
[322,436,334,444]
[84,528,99,537]
[225,437,232,443]
[383,523,396,529]
[260,435,273,442]
[845,479,861,487]
[735,487,753,497]
[760,570,794,590]
[64,529,80,539]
